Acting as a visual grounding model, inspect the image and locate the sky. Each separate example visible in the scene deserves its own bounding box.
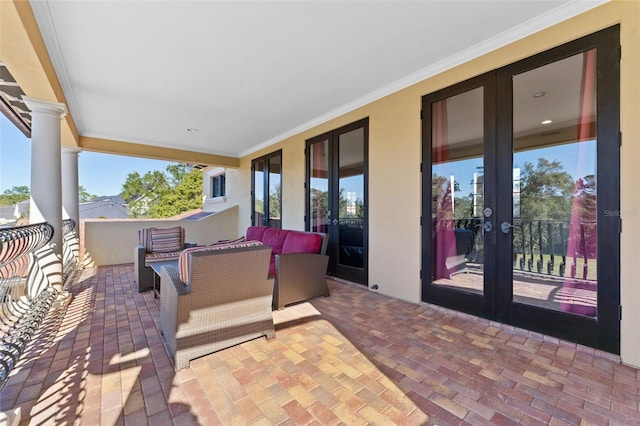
[1,114,175,197]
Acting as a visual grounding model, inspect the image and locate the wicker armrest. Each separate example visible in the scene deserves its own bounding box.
[274,252,329,310]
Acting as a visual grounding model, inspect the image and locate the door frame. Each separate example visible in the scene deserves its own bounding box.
[421,73,497,319]
[421,25,620,353]
[305,117,369,285]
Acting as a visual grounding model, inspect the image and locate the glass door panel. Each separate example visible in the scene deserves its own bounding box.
[431,87,485,295]
[253,160,265,226]
[268,155,282,228]
[511,50,597,317]
[252,151,282,228]
[338,128,365,269]
[309,139,329,234]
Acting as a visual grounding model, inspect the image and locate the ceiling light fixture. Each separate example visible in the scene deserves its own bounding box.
[187,128,198,133]
[541,119,553,125]
[532,91,546,98]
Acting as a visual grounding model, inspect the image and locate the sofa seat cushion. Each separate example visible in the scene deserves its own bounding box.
[144,250,182,266]
[178,240,263,284]
[282,231,322,254]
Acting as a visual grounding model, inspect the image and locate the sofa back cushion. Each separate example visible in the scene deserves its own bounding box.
[260,228,289,255]
[178,240,263,283]
[150,226,184,253]
[246,226,268,242]
[282,231,323,254]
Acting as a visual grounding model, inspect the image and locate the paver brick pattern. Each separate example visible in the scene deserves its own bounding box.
[1,264,639,425]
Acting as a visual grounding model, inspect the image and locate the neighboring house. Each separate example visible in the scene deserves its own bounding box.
[0,205,16,227]
[0,200,29,227]
[14,200,29,219]
[79,196,131,219]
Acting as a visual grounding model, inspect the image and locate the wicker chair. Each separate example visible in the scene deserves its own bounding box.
[134,226,186,292]
[159,243,274,370]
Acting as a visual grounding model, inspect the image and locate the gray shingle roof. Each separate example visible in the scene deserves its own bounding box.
[80,197,131,219]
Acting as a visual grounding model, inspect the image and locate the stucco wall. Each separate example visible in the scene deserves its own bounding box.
[214,1,639,367]
[83,205,239,266]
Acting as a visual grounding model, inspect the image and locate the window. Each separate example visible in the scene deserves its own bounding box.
[211,174,226,198]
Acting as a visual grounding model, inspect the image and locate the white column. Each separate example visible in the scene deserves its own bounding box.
[23,97,66,290]
[62,148,80,226]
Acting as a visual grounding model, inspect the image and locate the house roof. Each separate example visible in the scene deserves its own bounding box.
[79,197,131,219]
[3,1,606,165]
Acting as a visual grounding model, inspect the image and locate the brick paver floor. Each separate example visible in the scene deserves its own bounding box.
[1,264,639,425]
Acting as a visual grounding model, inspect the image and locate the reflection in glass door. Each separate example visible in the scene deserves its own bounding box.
[431,87,485,296]
[306,119,368,285]
[252,150,282,228]
[510,51,598,316]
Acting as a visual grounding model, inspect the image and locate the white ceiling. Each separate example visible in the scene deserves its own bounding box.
[29,0,606,159]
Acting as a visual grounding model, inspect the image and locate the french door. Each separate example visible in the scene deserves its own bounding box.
[306,118,368,285]
[252,150,282,228]
[421,26,620,353]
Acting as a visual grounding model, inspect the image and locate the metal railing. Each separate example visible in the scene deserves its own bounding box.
[0,223,58,389]
[62,219,80,282]
[436,218,596,281]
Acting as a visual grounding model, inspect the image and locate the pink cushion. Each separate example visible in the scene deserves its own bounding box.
[268,257,276,279]
[282,231,322,254]
[178,240,262,283]
[261,228,289,255]
[246,226,268,241]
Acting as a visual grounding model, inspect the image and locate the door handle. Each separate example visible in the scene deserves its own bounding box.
[483,221,493,232]
[500,222,516,234]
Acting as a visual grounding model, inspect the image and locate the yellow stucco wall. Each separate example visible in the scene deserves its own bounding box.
[84,206,239,266]
[216,1,640,366]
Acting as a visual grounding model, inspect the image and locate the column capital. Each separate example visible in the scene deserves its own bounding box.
[62,147,81,156]
[22,97,67,118]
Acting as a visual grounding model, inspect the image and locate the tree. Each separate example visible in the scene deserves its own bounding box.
[121,170,170,217]
[79,185,97,202]
[519,158,574,221]
[268,183,281,219]
[147,168,203,218]
[0,186,30,205]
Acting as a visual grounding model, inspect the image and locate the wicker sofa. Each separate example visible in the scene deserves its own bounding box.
[159,241,274,370]
[246,226,329,310]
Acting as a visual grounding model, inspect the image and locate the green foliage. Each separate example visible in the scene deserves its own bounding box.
[309,187,364,221]
[1,185,97,205]
[147,168,203,218]
[268,183,281,219]
[519,158,574,220]
[0,186,30,205]
[121,165,202,218]
[79,185,97,203]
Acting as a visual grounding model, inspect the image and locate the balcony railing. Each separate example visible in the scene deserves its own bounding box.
[439,218,596,281]
[62,219,79,281]
[0,223,58,390]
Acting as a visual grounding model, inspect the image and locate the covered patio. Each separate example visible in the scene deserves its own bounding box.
[2,264,638,425]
